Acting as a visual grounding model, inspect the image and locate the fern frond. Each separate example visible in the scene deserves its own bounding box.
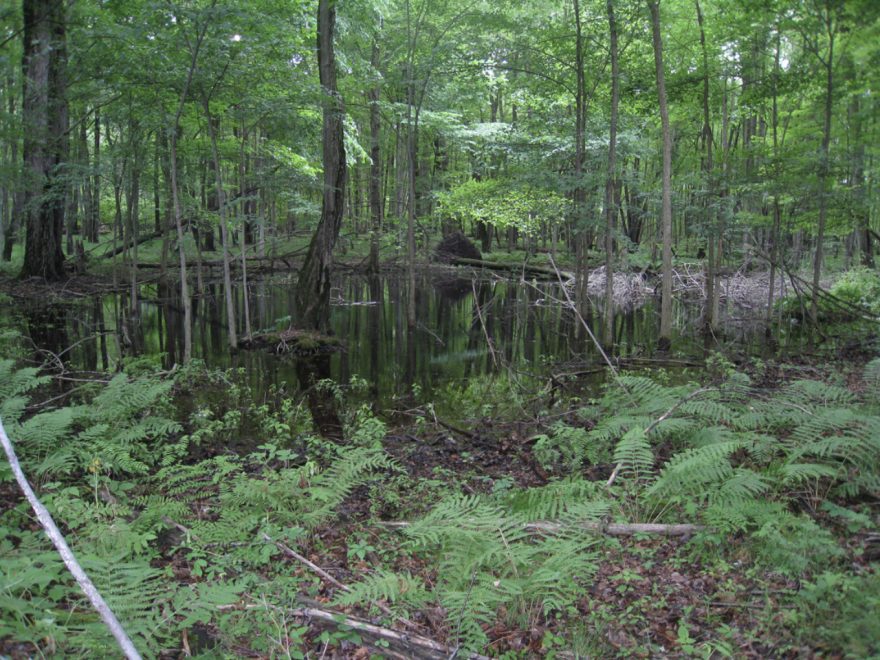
[78,556,173,659]
[712,469,772,505]
[646,440,746,500]
[863,358,880,402]
[778,462,839,484]
[612,427,653,479]
[331,570,430,609]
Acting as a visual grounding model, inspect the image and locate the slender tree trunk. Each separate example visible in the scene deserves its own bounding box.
[696,0,715,332]
[811,28,834,326]
[404,0,418,330]
[200,96,238,349]
[128,147,140,310]
[168,131,192,363]
[294,0,347,333]
[368,39,382,275]
[603,0,619,350]
[158,131,172,282]
[90,108,100,243]
[2,75,22,262]
[850,97,873,268]
[20,0,68,281]
[766,29,782,329]
[649,0,674,349]
[573,0,589,316]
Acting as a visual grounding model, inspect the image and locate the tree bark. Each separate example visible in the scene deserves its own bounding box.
[201,92,238,350]
[604,0,619,350]
[696,0,715,332]
[573,0,589,317]
[368,39,382,275]
[649,0,673,349]
[295,0,347,333]
[20,0,68,281]
[3,74,23,262]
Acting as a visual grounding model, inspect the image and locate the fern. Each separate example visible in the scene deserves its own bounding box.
[395,492,599,654]
[331,569,431,608]
[864,358,880,404]
[76,556,173,660]
[612,427,653,480]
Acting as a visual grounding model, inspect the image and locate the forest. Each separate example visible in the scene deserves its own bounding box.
[0,0,879,657]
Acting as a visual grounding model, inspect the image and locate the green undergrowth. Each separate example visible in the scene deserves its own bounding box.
[1,354,879,658]
[777,266,880,321]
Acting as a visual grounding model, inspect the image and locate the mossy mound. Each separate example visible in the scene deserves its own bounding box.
[240,329,345,356]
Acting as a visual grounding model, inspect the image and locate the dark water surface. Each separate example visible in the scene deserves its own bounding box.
[9,272,829,420]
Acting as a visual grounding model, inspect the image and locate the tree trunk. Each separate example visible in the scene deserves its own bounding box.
[20,0,68,281]
[811,21,835,326]
[2,75,22,262]
[649,0,673,349]
[573,0,588,317]
[128,147,140,309]
[850,98,872,268]
[696,0,715,332]
[368,40,382,275]
[89,108,100,243]
[604,0,619,350]
[294,0,347,333]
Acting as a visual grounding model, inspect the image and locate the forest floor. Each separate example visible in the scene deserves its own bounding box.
[2,348,879,659]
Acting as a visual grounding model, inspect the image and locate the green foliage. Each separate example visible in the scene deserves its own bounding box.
[438,178,568,236]
[829,267,880,316]
[539,369,880,540]
[777,268,880,321]
[794,571,880,657]
[353,494,604,653]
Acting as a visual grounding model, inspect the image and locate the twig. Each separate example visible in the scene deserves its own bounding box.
[263,533,422,633]
[219,598,494,660]
[0,415,143,660]
[606,383,717,487]
[449,570,479,660]
[471,281,497,368]
[547,256,626,385]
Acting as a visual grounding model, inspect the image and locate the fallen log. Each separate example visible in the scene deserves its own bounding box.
[130,252,302,270]
[377,520,705,537]
[100,231,162,259]
[450,257,575,280]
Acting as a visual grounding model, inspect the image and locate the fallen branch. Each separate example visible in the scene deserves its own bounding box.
[0,415,143,660]
[263,533,422,633]
[219,595,493,660]
[377,520,704,537]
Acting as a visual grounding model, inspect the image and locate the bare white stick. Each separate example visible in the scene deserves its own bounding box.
[0,415,143,660]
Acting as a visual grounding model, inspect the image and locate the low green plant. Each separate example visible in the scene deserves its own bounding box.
[829,266,880,316]
[794,570,880,657]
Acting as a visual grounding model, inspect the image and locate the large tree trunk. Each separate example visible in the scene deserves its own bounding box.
[20,0,68,281]
[649,0,673,349]
[295,0,347,333]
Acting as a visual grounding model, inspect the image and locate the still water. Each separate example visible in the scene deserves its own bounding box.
[11,271,824,419]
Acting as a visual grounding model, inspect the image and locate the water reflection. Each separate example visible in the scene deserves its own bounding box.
[7,272,828,418]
